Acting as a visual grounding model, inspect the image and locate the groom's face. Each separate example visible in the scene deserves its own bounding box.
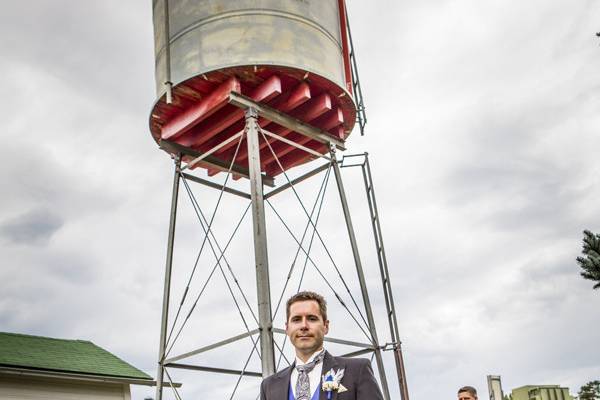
[286,300,330,357]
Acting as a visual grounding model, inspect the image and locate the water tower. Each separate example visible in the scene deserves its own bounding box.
[149,1,408,399]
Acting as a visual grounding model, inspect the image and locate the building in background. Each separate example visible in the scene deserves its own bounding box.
[488,375,504,400]
[511,385,574,400]
[0,331,163,400]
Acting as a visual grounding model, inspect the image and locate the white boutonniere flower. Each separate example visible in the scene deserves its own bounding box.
[322,368,346,398]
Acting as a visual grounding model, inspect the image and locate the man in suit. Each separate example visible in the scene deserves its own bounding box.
[260,291,384,400]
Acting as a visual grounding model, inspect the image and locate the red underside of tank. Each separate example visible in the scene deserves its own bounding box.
[149,65,356,178]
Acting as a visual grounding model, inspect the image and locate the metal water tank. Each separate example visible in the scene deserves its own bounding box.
[150,0,356,176]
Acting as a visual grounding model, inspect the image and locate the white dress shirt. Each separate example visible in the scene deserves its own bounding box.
[290,348,326,399]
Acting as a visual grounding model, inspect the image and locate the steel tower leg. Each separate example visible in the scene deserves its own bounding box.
[330,150,391,400]
[245,108,276,377]
[361,154,409,400]
[156,155,181,400]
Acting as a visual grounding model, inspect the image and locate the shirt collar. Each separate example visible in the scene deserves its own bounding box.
[295,348,325,366]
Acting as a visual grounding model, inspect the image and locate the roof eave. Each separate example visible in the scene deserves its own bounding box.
[0,365,181,388]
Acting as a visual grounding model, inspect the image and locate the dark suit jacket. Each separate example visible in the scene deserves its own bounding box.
[260,351,384,400]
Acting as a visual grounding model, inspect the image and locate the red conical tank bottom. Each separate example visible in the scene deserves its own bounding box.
[149,65,356,177]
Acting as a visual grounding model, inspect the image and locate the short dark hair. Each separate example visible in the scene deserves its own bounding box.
[286,291,327,322]
[458,386,477,397]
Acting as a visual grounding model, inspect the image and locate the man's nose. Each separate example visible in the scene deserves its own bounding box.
[299,318,309,329]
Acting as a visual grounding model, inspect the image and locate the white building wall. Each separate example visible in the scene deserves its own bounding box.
[0,375,131,400]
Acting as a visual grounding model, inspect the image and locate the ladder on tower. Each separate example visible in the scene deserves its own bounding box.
[341,153,410,400]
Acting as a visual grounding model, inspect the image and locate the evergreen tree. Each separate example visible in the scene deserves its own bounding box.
[578,381,600,400]
[576,230,600,289]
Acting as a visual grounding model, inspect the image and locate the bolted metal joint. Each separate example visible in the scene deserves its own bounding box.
[172,153,182,172]
[245,107,259,120]
[329,143,337,155]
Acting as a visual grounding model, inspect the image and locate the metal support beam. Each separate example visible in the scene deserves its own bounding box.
[216,82,312,166]
[166,363,262,378]
[165,329,259,364]
[330,149,391,400]
[340,348,376,358]
[160,139,275,187]
[155,155,181,400]
[181,172,251,199]
[246,108,276,377]
[183,75,282,150]
[228,92,346,151]
[261,127,332,161]
[162,0,172,104]
[183,130,244,170]
[264,162,330,199]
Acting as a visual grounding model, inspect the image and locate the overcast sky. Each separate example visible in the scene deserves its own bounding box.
[1,1,599,400]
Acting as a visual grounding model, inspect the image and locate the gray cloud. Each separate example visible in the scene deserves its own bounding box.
[0,208,63,245]
[0,1,154,114]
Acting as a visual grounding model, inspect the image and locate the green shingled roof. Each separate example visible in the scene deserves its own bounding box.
[0,331,152,381]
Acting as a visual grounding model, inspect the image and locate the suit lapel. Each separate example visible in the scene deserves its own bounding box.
[319,351,341,400]
[273,365,293,400]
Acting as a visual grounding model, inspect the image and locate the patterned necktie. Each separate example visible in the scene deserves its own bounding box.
[295,351,325,400]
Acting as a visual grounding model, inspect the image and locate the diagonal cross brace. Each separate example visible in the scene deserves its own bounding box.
[165,329,260,364]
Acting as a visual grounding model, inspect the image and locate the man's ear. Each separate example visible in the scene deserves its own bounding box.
[324,319,329,335]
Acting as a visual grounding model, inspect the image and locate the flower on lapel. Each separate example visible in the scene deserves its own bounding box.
[322,368,347,398]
